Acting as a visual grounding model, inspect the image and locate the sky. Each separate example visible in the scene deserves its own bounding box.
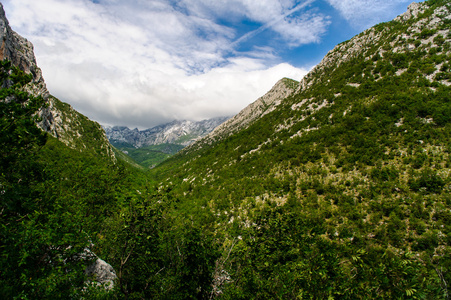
[2,0,424,129]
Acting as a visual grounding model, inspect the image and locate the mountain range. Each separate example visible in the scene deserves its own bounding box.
[1,0,451,298]
[103,117,229,168]
[103,117,229,148]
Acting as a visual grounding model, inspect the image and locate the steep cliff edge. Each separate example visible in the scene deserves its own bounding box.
[0,3,114,159]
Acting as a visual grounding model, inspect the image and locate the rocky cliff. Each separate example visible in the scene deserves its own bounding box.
[0,3,114,159]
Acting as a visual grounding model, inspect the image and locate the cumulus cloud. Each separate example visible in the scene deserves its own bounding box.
[2,0,320,128]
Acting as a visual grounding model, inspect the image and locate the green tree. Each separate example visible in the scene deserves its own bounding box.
[0,60,92,298]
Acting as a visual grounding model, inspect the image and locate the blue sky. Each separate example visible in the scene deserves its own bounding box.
[2,0,424,128]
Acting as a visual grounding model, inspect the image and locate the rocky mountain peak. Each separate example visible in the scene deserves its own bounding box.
[397,2,425,21]
[0,4,48,98]
[104,117,229,148]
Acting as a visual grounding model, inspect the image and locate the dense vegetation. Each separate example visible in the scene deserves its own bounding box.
[0,60,221,299]
[112,143,184,169]
[146,0,451,298]
[1,0,451,298]
[0,60,136,298]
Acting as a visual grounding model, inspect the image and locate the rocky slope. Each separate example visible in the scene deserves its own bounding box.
[0,3,114,159]
[186,78,298,151]
[103,117,229,148]
[298,1,451,93]
[150,1,451,297]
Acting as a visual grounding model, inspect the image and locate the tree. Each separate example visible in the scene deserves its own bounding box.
[0,60,92,298]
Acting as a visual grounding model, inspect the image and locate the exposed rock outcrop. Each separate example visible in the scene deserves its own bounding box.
[211,78,297,138]
[0,3,115,159]
[0,4,48,98]
[185,78,298,151]
[85,255,117,290]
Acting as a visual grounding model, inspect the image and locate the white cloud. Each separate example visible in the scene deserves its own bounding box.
[183,0,330,47]
[2,0,314,128]
[326,0,416,29]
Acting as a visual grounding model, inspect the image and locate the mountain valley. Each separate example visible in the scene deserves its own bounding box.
[1,0,451,298]
[103,117,229,168]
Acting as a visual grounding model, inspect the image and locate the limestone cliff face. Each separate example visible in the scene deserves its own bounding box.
[0,4,48,97]
[0,4,114,159]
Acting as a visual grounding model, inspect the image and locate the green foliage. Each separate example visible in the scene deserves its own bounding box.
[417,28,438,39]
[0,60,91,298]
[144,1,451,297]
[98,193,219,299]
[409,168,446,194]
[113,143,185,168]
[3,0,451,298]
[50,96,114,158]
[220,206,441,299]
[0,60,138,298]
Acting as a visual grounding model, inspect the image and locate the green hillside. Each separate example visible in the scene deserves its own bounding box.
[145,0,451,298]
[113,143,185,168]
[0,60,148,298]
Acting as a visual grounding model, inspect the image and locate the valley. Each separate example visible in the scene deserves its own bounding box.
[1,0,451,299]
[103,117,228,168]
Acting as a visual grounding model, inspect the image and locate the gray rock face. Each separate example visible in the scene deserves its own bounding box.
[104,117,229,148]
[0,4,48,97]
[85,256,117,290]
[0,4,115,159]
[0,3,55,133]
[396,2,424,21]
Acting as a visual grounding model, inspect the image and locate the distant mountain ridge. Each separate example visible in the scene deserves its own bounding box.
[103,117,229,148]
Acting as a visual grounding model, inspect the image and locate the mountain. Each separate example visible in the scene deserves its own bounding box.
[103,117,229,167]
[2,0,451,298]
[103,117,229,148]
[1,4,128,297]
[0,3,114,159]
[187,78,298,151]
[147,1,451,298]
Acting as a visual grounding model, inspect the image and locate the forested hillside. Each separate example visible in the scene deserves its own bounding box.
[146,0,451,298]
[0,59,144,297]
[1,0,451,299]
